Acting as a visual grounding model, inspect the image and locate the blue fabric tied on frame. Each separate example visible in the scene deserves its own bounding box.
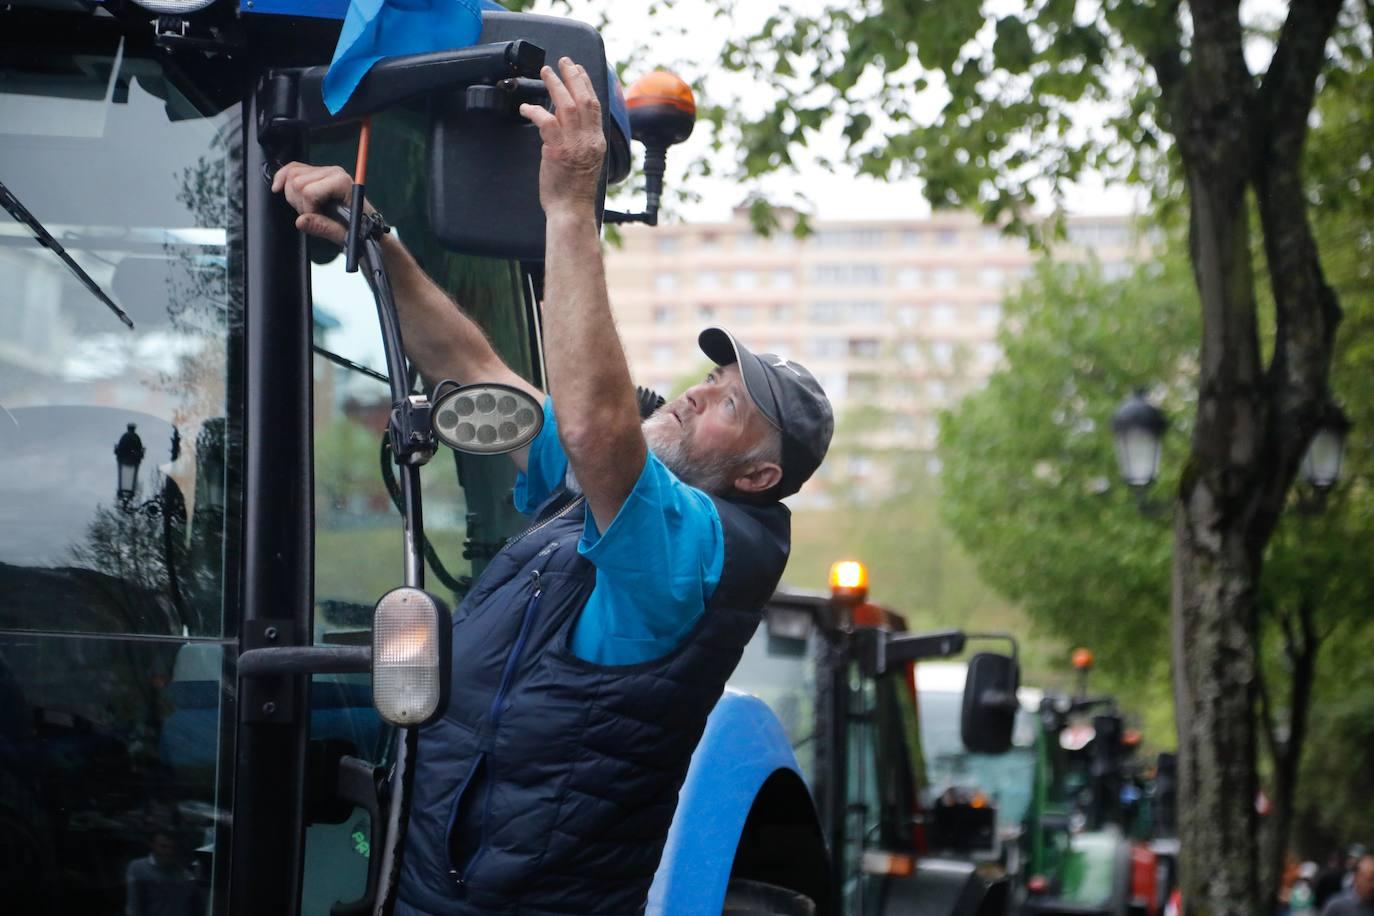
[322,0,505,114]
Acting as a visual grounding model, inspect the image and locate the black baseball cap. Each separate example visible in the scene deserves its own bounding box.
[698,327,834,499]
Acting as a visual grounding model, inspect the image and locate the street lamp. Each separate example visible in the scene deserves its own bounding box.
[1111,390,1168,489]
[1299,401,1351,492]
[115,422,146,503]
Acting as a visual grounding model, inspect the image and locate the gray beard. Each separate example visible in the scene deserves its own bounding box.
[642,411,736,495]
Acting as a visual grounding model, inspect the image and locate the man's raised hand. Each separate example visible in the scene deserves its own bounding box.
[517,57,606,218]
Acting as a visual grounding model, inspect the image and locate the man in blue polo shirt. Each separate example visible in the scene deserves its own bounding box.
[275,57,832,916]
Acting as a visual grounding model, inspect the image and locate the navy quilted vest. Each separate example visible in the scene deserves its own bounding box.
[396,488,790,916]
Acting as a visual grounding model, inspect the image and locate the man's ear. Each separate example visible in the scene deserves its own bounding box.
[733,461,782,496]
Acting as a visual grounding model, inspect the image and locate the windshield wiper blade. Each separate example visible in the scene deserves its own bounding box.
[0,180,134,330]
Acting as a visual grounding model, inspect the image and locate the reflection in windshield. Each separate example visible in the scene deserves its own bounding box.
[0,43,241,913]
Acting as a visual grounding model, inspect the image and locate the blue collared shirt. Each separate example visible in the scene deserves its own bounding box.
[513,398,725,665]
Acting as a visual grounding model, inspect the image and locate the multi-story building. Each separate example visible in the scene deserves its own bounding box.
[604,208,1137,497]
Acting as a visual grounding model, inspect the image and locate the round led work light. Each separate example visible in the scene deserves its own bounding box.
[372,587,451,728]
[432,383,543,455]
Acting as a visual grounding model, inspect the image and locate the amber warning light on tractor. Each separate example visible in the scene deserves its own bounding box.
[829,560,869,602]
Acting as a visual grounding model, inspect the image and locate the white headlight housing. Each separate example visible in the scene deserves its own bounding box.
[432,383,543,455]
[372,587,451,727]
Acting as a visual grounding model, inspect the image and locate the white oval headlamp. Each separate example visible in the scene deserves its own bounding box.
[372,587,451,727]
[432,383,543,455]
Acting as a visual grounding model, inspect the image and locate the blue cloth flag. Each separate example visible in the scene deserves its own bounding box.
[322,0,496,114]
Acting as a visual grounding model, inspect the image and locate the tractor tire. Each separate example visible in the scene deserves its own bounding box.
[722,878,817,916]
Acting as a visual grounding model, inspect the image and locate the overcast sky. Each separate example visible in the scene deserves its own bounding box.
[536,0,1153,224]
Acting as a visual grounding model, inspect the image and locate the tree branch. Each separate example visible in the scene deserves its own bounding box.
[1257,0,1346,172]
[1255,662,1281,766]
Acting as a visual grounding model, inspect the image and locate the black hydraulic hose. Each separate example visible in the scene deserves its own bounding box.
[379,436,471,596]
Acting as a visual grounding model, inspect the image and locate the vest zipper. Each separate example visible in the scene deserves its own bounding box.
[449,569,546,890]
[505,494,585,549]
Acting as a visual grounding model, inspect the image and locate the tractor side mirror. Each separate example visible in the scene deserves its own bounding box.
[429,11,627,259]
[961,651,1020,754]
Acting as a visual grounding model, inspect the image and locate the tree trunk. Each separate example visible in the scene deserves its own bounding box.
[1161,3,1345,911]
[1259,605,1320,910]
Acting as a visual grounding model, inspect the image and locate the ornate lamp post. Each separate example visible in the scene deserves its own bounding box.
[114,423,146,504]
[1111,390,1168,490]
[1299,401,1350,492]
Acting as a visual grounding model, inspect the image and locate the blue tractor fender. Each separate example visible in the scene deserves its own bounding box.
[647,689,809,916]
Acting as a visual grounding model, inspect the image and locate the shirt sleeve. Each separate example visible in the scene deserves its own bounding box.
[571,451,725,663]
[512,397,567,515]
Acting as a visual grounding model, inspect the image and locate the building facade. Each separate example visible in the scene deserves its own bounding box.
[604,209,1137,492]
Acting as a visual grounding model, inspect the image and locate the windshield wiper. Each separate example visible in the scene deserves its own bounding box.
[0,180,134,330]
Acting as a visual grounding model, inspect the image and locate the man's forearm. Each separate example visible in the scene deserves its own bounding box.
[378,235,517,388]
[540,208,646,520]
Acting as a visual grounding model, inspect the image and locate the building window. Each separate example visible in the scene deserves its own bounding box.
[1067,222,1131,247]
[813,228,887,248]
[808,301,844,323]
[851,300,884,322]
[733,270,759,290]
[979,342,1002,364]
[771,269,795,289]
[810,264,884,286]
[980,228,1002,249]
[978,267,1003,288]
[656,236,681,253]
[806,338,846,358]
[653,305,676,325]
[897,305,920,327]
[979,303,1002,325]
[902,229,922,248]
[931,341,955,367]
[697,270,720,290]
[931,303,956,326]
[654,272,679,292]
[699,232,721,250]
[849,338,881,358]
[899,343,923,366]
[651,344,676,365]
[735,232,758,250]
[896,267,923,289]
[698,304,718,322]
[928,380,948,403]
[932,267,959,289]
[936,228,960,246]
[735,304,757,323]
[772,303,794,322]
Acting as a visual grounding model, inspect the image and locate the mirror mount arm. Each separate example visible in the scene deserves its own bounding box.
[256,41,546,146]
[604,144,667,226]
[963,630,1019,665]
[870,628,968,676]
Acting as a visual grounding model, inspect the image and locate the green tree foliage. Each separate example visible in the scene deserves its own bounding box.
[692,3,1367,908]
[785,403,1067,682]
[936,250,1198,730]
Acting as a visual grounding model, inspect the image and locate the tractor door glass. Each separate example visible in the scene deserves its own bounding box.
[920,690,1038,831]
[300,112,540,914]
[0,41,243,915]
[727,611,819,781]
